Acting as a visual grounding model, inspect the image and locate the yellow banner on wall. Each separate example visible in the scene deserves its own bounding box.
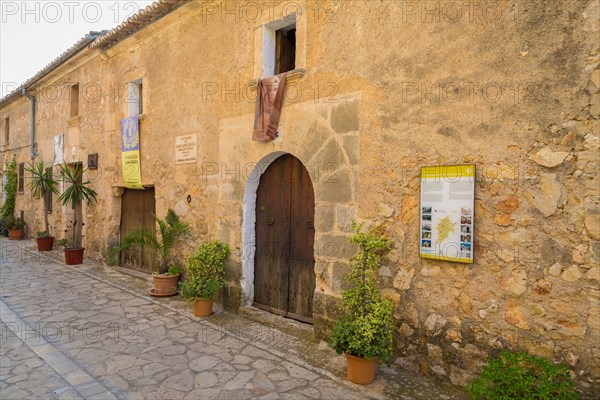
[121,116,143,189]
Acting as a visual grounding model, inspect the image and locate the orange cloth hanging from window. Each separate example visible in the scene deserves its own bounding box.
[253,73,287,141]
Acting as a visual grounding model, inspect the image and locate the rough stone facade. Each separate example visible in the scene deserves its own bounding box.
[1,0,599,394]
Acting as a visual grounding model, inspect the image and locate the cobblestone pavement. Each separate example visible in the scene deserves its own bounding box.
[0,239,467,400]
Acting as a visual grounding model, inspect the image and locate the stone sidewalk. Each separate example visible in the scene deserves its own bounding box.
[0,238,467,399]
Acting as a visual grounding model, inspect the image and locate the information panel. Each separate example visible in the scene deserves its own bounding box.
[419,165,475,263]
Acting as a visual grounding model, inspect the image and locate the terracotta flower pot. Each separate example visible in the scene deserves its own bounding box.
[193,299,213,317]
[150,274,180,297]
[8,229,24,240]
[36,236,54,251]
[345,353,377,385]
[64,248,85,265]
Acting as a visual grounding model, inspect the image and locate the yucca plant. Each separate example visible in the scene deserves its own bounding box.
[56,164,98,249]
[110,209,191,274]
[25,161,58,236]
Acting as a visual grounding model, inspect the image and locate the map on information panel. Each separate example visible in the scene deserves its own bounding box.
[419,165,475,264]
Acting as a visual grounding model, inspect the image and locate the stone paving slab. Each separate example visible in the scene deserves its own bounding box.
[0,320,83,400]
[0,239,467,399]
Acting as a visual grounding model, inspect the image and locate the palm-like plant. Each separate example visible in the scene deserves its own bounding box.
[57,164,98,249]
[25,161,58,236]
[111,209,190,274]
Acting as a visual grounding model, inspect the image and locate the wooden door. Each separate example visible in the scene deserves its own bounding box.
[120,188,157,273]
[254,154,316,323]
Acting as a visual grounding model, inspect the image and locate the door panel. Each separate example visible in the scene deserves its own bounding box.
[254,155,315,323]
[254,156,290,314]
[120,188,156,273]
[287,157,316,321]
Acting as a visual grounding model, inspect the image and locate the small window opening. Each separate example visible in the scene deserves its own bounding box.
[3,117,9,146]
[18,162,24,193]
[70,84,80,117]
[275,25,296,75]
[128,80,143,117]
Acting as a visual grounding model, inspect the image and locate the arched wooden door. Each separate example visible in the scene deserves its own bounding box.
[254,154,316,323]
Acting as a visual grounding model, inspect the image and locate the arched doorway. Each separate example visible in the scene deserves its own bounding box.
[252,154,316,323]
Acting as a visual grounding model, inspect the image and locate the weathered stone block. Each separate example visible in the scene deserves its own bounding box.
[315,170,353,203]
[314,204,334,233]
[330,100,359,133]
[524,173,565,217]
[330,262,351,293]
[342,135,359,165]
[504,298,529,330]
[393,267,415,290]
[315,234,354,260]
[335,205,355,233]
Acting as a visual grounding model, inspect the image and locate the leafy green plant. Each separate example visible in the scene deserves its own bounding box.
[37,231,50,238]
[166,265,182,276]
[26,161,58,237]
[180,241,230,301]
[58,238,82,250]
[329,222,394,364]
[4,216,25,230]
[467,351,579,400]
[109,209,191,274]
[1,159,17,221]
[56,164,98,249]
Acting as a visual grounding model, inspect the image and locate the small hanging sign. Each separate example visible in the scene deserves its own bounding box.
[419,165,475,264]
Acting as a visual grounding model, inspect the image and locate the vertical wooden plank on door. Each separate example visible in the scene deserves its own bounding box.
[288,157,316,322]
[254,156,291,314]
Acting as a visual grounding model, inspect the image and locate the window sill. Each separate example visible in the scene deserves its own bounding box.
[248,68,306,89]
[67,115,81,127]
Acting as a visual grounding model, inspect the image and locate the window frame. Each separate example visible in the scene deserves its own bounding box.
[127,79,143,117]
[262,16,297,78]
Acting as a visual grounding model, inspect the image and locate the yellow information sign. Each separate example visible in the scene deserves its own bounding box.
[419,165,475,263]
[121,116,143,189]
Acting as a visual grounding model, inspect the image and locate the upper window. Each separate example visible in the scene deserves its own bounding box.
[3,117,8,146]
[128,79,143,117]
[275,25,296,75]
[70,83,80,117]
[263,16,296,77]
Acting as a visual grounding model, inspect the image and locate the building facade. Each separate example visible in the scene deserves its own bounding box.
[1,0,599,393]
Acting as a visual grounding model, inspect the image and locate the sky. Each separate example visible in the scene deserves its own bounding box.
[0,0,155,98]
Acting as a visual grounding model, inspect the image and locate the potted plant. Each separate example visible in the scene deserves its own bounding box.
[36,231,54,251]
[25,161,59,251]
[5,216,26,240]
[110,209,191,297]
[329,222,394,385]
[56,164,98,265]
[180,240,230,317]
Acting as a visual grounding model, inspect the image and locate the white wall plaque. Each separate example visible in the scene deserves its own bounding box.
[175,134,197,165]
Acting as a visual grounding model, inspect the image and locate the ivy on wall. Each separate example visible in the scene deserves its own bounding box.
[1,159,17,220]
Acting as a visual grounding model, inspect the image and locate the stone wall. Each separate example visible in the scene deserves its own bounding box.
[1,0,598,394]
